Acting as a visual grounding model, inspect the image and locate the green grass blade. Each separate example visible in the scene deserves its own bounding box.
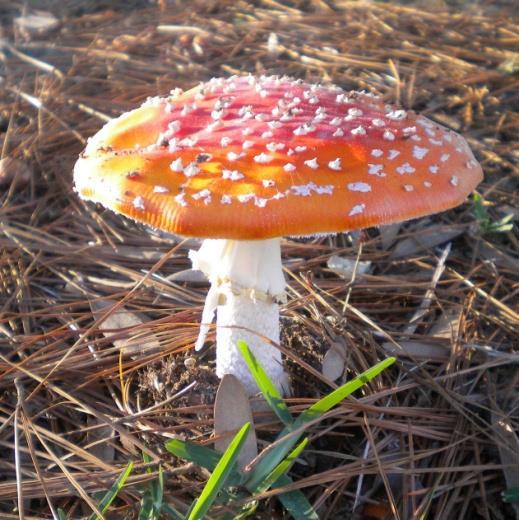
[256,437,308,493]
[296,357,396,425]
[165,439,222,471]
[165,439,242,487]
[188,422,251,520]
[161,503,184,520]
[138,495,156,520]
[57,509,67,520]
[245,358,395,490]
[139,451,163,518]
[272,475,319,520]
[152,464,164,511]
[88,461,134,520]
[237,340,293,426]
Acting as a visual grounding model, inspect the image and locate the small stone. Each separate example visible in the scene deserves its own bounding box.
[184,357,196,370]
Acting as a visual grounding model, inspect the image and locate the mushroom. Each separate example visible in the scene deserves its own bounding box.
[74,75,483,394]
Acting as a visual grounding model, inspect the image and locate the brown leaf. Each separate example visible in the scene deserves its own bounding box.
[379,223,402,250]
[86,414,115,463]
[322,343,346,381]
[430,308,462,341]
[381,340,450,362]
[89,299,160,356]
[391,225,465,258]
[214,375,257,471]
[168,269,208,284]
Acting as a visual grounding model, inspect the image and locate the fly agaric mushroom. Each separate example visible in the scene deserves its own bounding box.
[74,75,483,394]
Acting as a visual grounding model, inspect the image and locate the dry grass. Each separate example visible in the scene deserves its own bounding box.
[0,0,518,518]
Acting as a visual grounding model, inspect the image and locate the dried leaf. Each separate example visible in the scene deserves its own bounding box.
[89,299,160,356]
[86,415,115,463]
[168,269,208,284]
[322,343,346,381]
[381,340,450,362]
[430,308,462,341]
[391,225,465,258]
[379,223,402,250]
[214,375,257,471]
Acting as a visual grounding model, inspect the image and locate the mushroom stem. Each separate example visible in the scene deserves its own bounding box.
[190,238,289,394]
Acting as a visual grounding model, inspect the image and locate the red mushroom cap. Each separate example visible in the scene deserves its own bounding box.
[74,75,483,239]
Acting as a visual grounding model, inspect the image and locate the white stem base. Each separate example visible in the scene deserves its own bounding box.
[215,287,288,395]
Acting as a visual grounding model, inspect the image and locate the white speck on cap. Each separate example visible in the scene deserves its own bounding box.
[291,184,314,196]
[348,107,363,117]
[387,149,400,160]
[396,163,416,175]
[254,153,274,164]
[283,163,296,172]
[266,142,285,152]
[183,163,200,177]
[153,185,169,193]
[192,189,211,200]
[262,179,275,187]
[386,109,407,120]
[227,151,245,161]
[413,146,429,160]
[351,125,366,136]
[372,118,385,127]
[180,137,197,147]
[441,153,450,162]
[222,169,244,181]
[304,158,319,169]
[133,196,145,210]
[403,184,414,192]
[450,175,459,186]
[383,130,395,141]
[237,193,255,203]
[423,181,432,188]
[174,192,187,207]
[221,194,232,204]
[170,158,184,172]
[168,120,180,133]
[328,158,342,171]
[349,203,366,216]
[347,182,371,192]
[168,139,180,152]
[429,164,439,174]
[294,123,315,136]
[295,146,307,153]
[333,128,344,137]
[220,136,232,146]
[368,163,385,177]
[255,197,268,207]
[371,149,383,157]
